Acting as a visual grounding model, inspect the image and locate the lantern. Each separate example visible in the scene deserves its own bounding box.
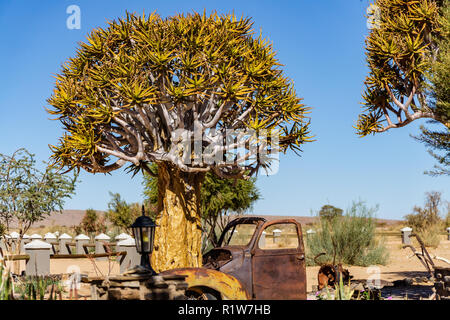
[130,205,157,274]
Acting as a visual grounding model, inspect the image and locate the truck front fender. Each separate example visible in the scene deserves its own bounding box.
[159,268,250,300]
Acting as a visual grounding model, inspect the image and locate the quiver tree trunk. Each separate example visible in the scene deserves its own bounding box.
[151,163,205,272]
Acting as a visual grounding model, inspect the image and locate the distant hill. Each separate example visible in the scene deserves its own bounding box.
[9,210,107,228]
[235,214,403,226]
[9,210,402,228]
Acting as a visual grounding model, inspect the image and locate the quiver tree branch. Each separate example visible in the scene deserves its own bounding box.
[356,0,449,136]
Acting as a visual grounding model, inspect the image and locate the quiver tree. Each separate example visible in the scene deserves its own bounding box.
[47,12,313,271]
[413,1,450,176]
[356,0,449,136]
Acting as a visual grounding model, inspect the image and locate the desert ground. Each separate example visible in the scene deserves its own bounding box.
[306,235,449,299]
[6,212,448,300]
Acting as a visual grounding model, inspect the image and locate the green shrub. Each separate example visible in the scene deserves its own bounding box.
[315,276,383,300]
[316,277,354,300]
[17,275,63,300]
[0,264,13,300]
[306,200,389,267]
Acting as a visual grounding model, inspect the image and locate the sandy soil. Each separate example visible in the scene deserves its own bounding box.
[306,235,450,299]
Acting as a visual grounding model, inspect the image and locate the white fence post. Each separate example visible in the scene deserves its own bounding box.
[94,233,111,260]
[20,234,31,253]
[30,234,42,240]
[401,227,412,245]
[258,231,267,248]
[75,234,90,254]
[306,229,316,239]
[116,237,140,273]
[24,240,52,276]
[58,233,72,254]
[9,232,20,253]
[44,233,57,244]
[273,229,282,244]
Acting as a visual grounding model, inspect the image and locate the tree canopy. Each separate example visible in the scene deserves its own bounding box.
[106,192,157,231]
[318,204,343,220]
[413,1,450,176]
[46,11,312,270]
[356,0,449,136]
[75,208,107,237]
[0,148,77,240]
[47,11,313,179]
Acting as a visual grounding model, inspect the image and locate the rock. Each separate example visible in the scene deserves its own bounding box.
[352,282,365,292]
[393,278,414,287]
[123,265,154,275]
[88,274,188,300]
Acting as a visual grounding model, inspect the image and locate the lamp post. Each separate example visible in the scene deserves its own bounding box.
[130,205,157,274]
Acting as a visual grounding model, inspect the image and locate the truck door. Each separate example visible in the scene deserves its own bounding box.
[251,220,306,299]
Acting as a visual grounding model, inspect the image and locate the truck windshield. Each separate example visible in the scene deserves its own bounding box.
[222,223,257,246]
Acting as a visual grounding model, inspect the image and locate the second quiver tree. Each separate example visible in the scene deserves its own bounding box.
[356,0,449,135]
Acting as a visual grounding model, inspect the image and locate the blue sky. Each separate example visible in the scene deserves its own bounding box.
[0,0,448,220]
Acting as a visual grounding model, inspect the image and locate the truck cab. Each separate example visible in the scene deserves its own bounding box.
[201,217,307,299]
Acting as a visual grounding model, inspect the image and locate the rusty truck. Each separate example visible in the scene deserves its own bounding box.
[161,217,307,300]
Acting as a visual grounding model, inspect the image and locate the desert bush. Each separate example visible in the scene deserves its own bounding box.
[306,201,389,267]
[404,191,447,247]
[316,277,355,300]
[416,224,442,248]
[315,276,382,300]
[405,191,442,228]
[74,209,107,238]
